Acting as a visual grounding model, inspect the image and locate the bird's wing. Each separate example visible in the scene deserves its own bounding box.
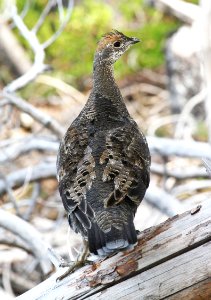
[100,123,150,208]
[57,126,95,231]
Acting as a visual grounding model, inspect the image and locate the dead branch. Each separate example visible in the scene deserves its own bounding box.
[148,136,211,159]
[0,161,56,196]
[36,75,86,104]
[202,158,211,177]
[1,136,211,165]
[1,92,64,138]
[151,162,208,179]
[0,249,27,264]
[145,183,185,216]
[42,0,74,49]
[0,209,53,275]
[3,1,74,93]
[0,160,182,217]
[172,179,211,197]
[0,137,58,163]
[174,89,206,139]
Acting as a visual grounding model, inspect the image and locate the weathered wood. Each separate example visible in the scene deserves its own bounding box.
[17,199,211,300]
[88,243,211,299]
[167,278,211,300]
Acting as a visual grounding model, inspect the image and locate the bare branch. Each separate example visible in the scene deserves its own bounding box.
[145,183,185,216]
[202,158,211,177]
[0,173,21,217]
[174,89,206,139]
[42,0,74,49]
[32,0,56,34]
[36,75,85,104]
[3,6,47,93]
[3,1,73,93]
[1,92,64,138]
[0,209,53,275]
[172,179,211,197]
[0,162,56,196]
[151,162,208,179]
[23,182,41,221]
[0,137,58,163]
[148,136,211,159]
[57,0,65,21]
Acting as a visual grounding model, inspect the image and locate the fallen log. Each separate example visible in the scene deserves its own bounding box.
[17,199,211,300]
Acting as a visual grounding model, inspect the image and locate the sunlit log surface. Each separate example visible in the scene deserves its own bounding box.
[17,199,211,300]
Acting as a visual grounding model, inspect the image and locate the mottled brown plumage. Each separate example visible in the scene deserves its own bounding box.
[57,30,150,256]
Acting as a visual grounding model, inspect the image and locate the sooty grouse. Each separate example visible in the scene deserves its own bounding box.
[57,30,151,275]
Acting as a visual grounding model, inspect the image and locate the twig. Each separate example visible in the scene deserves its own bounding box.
[147,114,179,136]
[0,234,31,254]
[0,162,56,196]
[202,158,211,177]
[32,0,56,34]
[0,173,21,216]
[174,89,206,139]
[121,83,167,98]
[8,271,36,294]
[47,247,66,271]
[2,263,15,298]
[1,92,64,138]
[3,6,47,93]
[3,1,73,93]
[36,74,85,104]
[23,182,41,221]
[42,0,74,49]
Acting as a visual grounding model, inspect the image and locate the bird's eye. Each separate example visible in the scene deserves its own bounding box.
[113,41,121,48]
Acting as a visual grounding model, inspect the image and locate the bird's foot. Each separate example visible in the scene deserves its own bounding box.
[56,259,92,281]
[57,261,82,281]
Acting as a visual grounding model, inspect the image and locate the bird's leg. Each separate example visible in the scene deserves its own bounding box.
[56,240,90,281]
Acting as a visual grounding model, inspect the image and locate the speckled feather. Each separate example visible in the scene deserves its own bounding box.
[57,30,150,255]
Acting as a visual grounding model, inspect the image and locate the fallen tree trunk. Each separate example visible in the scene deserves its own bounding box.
[17,199,211,300]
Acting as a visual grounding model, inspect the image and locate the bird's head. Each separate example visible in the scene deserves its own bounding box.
[94,30,140,65]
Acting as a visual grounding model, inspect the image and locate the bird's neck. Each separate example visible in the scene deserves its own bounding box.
[93,60,121,100]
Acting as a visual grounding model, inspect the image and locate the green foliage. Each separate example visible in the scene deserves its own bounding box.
[185,0,199,4]
[193,121,208,142]
[49,0,113,80]
[16,0,179,84]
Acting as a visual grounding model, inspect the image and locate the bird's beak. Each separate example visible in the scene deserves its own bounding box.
[129,37,140,44]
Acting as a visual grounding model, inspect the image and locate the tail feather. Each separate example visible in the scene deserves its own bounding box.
[88,218,137,256]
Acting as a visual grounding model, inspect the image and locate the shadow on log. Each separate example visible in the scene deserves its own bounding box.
[17,199,211,300]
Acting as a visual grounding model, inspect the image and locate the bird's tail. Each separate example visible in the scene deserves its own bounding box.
[87,218,137,256]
